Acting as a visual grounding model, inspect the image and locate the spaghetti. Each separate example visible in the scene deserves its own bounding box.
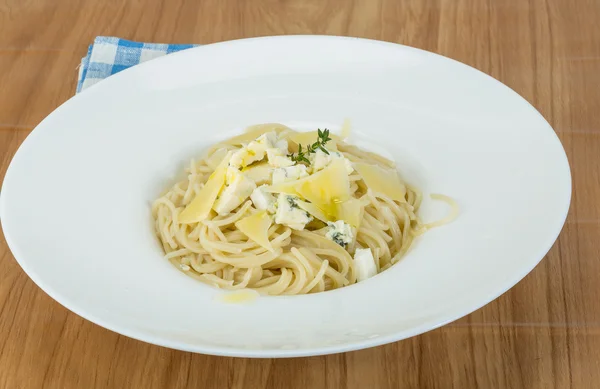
[152,124,456,295]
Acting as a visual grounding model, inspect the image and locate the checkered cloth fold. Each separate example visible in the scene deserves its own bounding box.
[77,36,198,93]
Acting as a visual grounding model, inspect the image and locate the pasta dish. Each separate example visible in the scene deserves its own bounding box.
[152,123,456,295]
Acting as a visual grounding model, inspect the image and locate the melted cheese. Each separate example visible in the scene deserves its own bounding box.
[179,152,232,223]
[354,162,406,202]
[235,211,274,251]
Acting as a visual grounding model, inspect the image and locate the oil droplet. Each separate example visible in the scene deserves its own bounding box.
[218,289,260,304]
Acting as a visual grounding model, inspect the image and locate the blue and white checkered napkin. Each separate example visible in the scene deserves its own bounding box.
[77,36,198,93]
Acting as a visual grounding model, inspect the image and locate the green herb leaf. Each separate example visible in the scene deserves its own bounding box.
[287,128,332,165]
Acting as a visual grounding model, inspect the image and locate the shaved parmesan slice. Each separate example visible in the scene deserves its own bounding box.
[286,131,340,153]
[296,197,362,227]
[287,130,343,145]
[179,152,232,223]
[242,162,272,185]
[262,183,302,197]
[296,200,330,223]
[205,148,228,170]
[264,159,351,214]
[294,159,351,213]
[339,119,351,139]
[333,198,364,227]
[235,211,274,251]
[354,163,406,202]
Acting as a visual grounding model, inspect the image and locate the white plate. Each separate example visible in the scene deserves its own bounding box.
[0,36,571,357]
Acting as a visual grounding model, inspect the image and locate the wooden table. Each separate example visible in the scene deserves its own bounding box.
[1,0,598,388]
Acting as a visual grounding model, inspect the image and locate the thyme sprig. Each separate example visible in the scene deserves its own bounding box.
[287,128,332,165]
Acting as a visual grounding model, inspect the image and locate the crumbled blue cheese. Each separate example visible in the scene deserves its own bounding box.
[275,139,289,152]
[309,149,353,174]
[229,131,284,169]
[256,132,279,147]
[229,146,262,169]
[250,185,276,213]
[353,248,377,281]
[274,194,313,230]
[247,132,277,156]
[213,167,256,215]
[325,220,354,248]
[266,148,294,167]
[272,164,309,185]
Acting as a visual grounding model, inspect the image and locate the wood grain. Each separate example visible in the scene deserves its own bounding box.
[1,0,599,388]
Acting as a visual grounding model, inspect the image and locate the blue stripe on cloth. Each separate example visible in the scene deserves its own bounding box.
[113,45,142,67]
[118,39,144,49]
[167,44,196,54]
